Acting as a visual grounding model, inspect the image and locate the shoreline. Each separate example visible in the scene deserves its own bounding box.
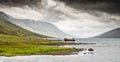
[0,41,85,57]
[0,47,84,57]
[0,34,95,57]
[0,41,120,62]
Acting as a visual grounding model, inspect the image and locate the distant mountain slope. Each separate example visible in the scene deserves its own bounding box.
[0,12,45,37]
[0,12,72,38]
[95,28,120,38]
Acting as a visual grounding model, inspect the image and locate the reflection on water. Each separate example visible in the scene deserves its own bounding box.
[0,38,120,62]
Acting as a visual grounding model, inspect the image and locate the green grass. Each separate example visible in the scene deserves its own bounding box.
[0,34,77,56]
[0,41,75,56]
[0,45,73,56]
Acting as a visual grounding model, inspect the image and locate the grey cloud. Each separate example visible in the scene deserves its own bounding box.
[58,0,120,15]
[0,0,119,15]
[0,0,41,6]
[0,0,120,26]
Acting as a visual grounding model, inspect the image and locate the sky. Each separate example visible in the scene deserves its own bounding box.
[0,0,120,38]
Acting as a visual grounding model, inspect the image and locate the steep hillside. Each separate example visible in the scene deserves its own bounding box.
[10,20,72,38]
[0,12,72,38]
[95,28,120,38]
[0,12,45,37]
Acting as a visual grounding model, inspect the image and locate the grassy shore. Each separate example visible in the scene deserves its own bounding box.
[0,16,84,56]
[0,34,82,56]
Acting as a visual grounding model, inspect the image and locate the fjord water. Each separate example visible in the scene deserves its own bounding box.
[0,38,120,62]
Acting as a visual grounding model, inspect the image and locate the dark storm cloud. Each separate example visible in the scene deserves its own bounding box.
[0,0,119,15]
[57,0,120,27]
[0,0,41,6]
[58,0,120,4]
[58,0,120,15]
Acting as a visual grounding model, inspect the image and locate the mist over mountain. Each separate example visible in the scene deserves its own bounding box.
[0,0,119,38]
[11,19,72,38]
[0,12,45,37]
[0,11,72,38]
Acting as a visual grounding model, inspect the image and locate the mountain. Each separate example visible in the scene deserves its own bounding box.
[0,12,45,37]
[95,28,120,38]
[0,12,72,38]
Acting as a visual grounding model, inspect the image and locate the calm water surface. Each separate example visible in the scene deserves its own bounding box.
[0,38,120,62]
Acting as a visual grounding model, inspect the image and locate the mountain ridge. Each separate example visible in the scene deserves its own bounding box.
[95,28,120,38]
[0,11,72,38]
[0,11,46,37]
